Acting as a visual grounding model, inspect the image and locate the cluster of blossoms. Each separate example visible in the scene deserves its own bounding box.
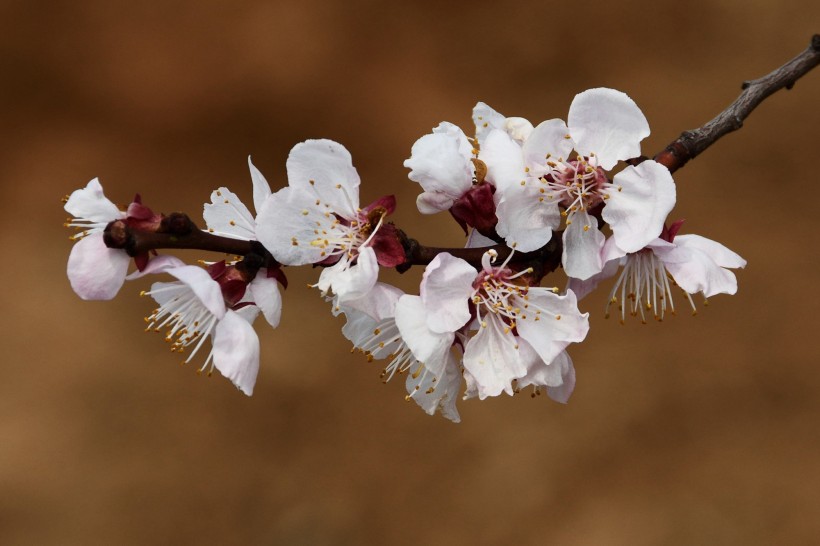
[64,88,745,422]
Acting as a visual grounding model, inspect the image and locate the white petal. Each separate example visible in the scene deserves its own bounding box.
[522,119,574,166]
[404,129,473,200]
[472,102,507,144]
[462,315,526,399]
[566,237,625,300]
[212,310,260,396]
[465,229,498,249]
[516,338,564,388]
[319,246,379,303]
[420,253,476,333]
[568,88,650,170]
[64,178,124,223]
[546,351,576,404]
[658,236,744,298]
[248,156,272,216]
[672,234,746,269]
[394,295,454,377]
[416,191,456,214]
[338,282,404,321]
[406,351,462,423]
[515,289,589,367]
[562,211,605,280]
[286,139,360,217]
[203,187,256,240]
[248,272,282,328]
[495,186,560,252]
[503,117,534,144]
[603,161,676,253]
[67,232,130,300]
[479,129,525,194]
[255,186,331,265]
[166,265,226,318]
[126,255,187,279]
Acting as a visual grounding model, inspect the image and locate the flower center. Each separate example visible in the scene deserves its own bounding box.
[545,155,608,216]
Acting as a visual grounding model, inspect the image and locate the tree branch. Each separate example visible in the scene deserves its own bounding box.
[102,35,819,275]
[654,34,820,173]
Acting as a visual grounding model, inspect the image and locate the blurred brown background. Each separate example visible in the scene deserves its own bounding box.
[1,0,818,544]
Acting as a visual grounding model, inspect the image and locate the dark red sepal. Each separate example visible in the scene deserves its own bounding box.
[449,183,497,235]
[369,223,406,267]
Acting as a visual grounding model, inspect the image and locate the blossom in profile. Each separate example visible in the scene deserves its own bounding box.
[570,221,747,323]
[203,156,272,241]
[335,282,463,422]
[64,178,161,300]
[256,140,404,303]
[136,256,279,396]
[404,103,532,234]
[493,88,676,280]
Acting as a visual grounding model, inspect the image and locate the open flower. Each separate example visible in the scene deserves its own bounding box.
[256,139,404,303]
[64,178,161,300]
[202,156,285,327]
[570,222,747,323]
[395,250,589,400]
[493,88,676,280]
[136,256,279,395]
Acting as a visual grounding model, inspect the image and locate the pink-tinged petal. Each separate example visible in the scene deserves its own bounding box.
[462,315,526,399]
[420,253,475,333]
[473,102,507,143]
[286,139,360,217]
[562,211,605,280]
[604,161,676,253]
[319,246,379,303]
[522,119,574,166]
[658,236,744,298]
[479,129,525,194]
[395,295,455,377]
[64,178,124,222]
[203,187,256,240]
[516,338,564,389]
[515,290,589,367]
[405,128,474,200]
[248,273,282,328]
[256,187,329,265]
[568,88,650,169]
[166,265,226,319]
[406,350,462,423]
[566,237,625,300]
[546,351,576,404]
[672,234,747,269]
[67,232,130,300]
[495,186,560,252]
[125,255,186,279]
[212,310,260,396]
[417,191,456,214]
[247,156,272,216]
